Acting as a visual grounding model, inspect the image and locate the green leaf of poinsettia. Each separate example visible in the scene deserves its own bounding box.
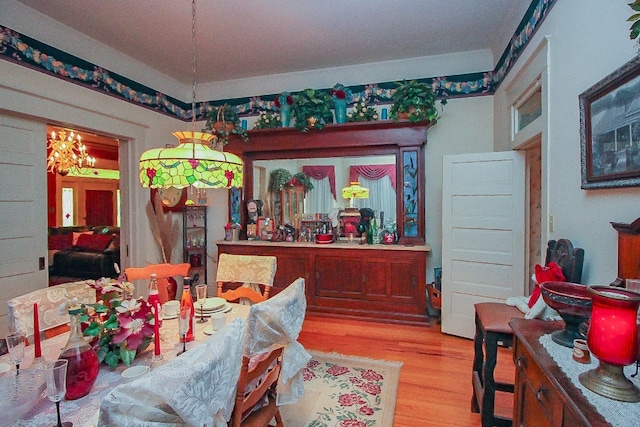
[104,348,120,368]
[120,347,136,366]
[83,322,102,337]
[103,314,119,329]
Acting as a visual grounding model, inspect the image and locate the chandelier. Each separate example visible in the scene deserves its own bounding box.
[341,181,369,208]
[47,129,96,176]
[139,0,243,190]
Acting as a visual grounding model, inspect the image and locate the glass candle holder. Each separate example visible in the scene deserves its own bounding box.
[579,285,640,402]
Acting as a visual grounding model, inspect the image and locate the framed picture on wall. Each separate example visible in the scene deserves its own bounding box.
[580,56,640,189]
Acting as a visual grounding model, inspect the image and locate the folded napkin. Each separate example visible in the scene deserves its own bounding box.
[98,318,246,427]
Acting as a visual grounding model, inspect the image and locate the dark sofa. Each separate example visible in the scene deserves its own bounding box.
[49,226,120,279]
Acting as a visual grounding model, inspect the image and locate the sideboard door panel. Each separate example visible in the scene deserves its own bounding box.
[315,256,362,298]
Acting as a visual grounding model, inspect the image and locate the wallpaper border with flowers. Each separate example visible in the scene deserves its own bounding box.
[0,0,555,122]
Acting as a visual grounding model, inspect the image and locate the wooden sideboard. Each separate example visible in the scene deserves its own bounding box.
[216,240,431,324]
[510,318,610,427]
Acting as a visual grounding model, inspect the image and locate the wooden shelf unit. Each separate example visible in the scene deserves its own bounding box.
[183,205,207,285]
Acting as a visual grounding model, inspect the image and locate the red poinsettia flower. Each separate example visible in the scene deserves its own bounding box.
[112,299,154,350]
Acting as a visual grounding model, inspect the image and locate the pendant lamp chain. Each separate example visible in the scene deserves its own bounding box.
[190,0,197,134]
[138,0,243,189]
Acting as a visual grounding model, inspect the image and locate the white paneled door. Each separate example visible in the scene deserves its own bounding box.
[0,115,48,336]
[441,151,526,338]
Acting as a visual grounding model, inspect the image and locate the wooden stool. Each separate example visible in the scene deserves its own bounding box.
[471,302,524,427]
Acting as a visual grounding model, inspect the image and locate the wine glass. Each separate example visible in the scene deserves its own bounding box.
[177,306,191,356]
[195,284,208,323]
[46,359,73,427]
[6,333,25,374]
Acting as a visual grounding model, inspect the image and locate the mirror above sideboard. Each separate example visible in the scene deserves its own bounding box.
[253,154,397,218]
[225,121,431,245]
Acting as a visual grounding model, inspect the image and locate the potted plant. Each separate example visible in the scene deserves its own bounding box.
[253,110,281,129]
[389,79,446,123]
[347,99,379,122]
[291,88,334,131]
[203,104,249,145]
[290,172,314,194]
[268,168,292,193]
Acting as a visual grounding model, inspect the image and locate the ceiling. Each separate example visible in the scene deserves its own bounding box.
[14,0,532,86]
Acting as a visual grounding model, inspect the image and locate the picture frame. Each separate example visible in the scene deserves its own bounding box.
[580,56,640,189]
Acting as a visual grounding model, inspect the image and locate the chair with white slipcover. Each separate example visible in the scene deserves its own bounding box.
[7,280,96,341]
[216,254,277,304]
[99,318,246,427]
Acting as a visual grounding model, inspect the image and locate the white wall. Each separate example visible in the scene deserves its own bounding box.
[494,0,640,284]
[424,96,495,278]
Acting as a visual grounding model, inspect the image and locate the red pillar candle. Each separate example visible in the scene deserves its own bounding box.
[33,302,41,358]
[153,301,161,356]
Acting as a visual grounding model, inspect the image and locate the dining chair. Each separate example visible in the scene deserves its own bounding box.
[7,280,96,341]
[99,318,246,427]
[216,254,277,304]
[124,262,190,304]
[471,238,585,427]
[229,277,310,427]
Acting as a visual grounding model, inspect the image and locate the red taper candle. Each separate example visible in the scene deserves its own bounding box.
[33,302,41,358]
[153,301,161,356]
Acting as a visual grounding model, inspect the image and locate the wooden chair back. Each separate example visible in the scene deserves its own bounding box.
[124,263,190,304]
[230,347,284,427]
[216,254,277,304]
[545,239,585,283]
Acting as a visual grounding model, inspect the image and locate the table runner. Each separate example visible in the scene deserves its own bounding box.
[540,333,640,426]
[5,304,250,427]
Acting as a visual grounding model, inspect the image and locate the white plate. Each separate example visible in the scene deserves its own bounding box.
[203,325,215,335]
[162,313,178,320]
[201,297,226,311]
[202,303,232,314]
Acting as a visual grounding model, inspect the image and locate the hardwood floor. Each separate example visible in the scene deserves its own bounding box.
[298,314,514,427]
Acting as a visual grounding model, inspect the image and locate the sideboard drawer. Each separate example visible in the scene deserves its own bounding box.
[515,339,563,426]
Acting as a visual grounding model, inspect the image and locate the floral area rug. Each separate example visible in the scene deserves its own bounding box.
[280,350,402,427]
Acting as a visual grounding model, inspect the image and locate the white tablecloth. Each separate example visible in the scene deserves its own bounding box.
[540,333,640,427]
[4,304,250,427]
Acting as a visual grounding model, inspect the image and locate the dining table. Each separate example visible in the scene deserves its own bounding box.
[3,302,251,427]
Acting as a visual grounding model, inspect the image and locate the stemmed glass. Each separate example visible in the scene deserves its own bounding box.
[195,284,208,323]
[46,359,73,427]
[6,333,25,374]
[177,306,191,356]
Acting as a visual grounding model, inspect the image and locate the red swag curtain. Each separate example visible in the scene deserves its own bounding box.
[302,165,336,199]
[349,165,396,190]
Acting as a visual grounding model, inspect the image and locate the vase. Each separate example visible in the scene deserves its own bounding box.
[280,104,291,127]
[334,99,347,124]
[579,285,640,402]
[59,314,99,400]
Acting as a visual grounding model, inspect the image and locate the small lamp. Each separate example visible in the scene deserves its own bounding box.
[341,181,369,209]
[579,285,640,402]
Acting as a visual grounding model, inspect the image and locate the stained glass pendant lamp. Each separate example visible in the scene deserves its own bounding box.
[341,181,369,208]
[139,0,243,190]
